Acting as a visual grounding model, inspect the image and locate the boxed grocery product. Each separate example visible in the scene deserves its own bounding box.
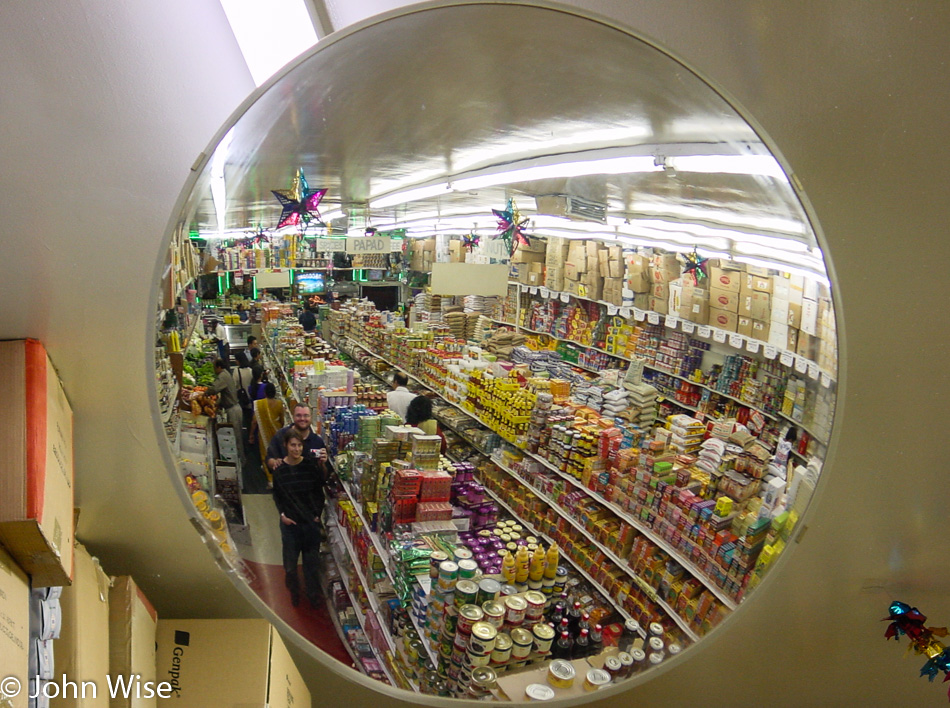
[770,295,789,324]
[708,266,742,292]
[648,296,669,314]
[709,287,740,313]
[52,542,111,707]
[0,546,29,708]
[738,291,771,321]
[800,297,819,336]
[564,261,582,281]
[709,307,738,332]
[0,339,75,587]
[109,576,158,708]
[626,269,649,292]
[155,619,309,708]
[737,315,754,338]
[751,319,770,342]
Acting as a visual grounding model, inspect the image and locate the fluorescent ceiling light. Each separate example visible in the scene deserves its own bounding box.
[453,155,660,191]
[667,154,787,180]
[219,0,318,86]
[209,127,234,234]
[628,200,809,237]
[370,183,452,209]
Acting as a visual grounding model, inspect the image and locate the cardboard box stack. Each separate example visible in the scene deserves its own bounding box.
[511,240,546,286]
[50,542,111,708]
[109,576,159,708]
[1,545,30,708]
[154,619,310,708]
[0,339,75,588]
[544,236,568,292]
[409,237,436,272]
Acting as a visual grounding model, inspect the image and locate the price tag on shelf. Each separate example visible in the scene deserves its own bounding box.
[560,293,570,303]
[607,305,619,316]
[697,325,712,338]
[633,308,646,321]
[539,287,550,298]
[780,350,795,367]
[745,339,760,354]
[764,345,778,359]
[529,287,538,295]
[665,315,679,329]
[620,307,632,319]
[728,333,744,348]
[795,355,809,373]
[820,371,832,388]
[807,361,820,379]
[713,328,727,343]
[647,312,660,325]
[681,321,695,334]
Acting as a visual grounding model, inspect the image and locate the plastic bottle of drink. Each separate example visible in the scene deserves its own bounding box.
[589,623,604,657]
[566,601,583,636]
[578,612,590,634]
[552,630,573,660]
[574,628,591,658]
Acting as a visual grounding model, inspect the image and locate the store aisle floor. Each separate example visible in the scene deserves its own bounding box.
[237,493,353,667]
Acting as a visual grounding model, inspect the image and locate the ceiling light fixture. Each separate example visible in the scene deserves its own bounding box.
[218,0,318,86]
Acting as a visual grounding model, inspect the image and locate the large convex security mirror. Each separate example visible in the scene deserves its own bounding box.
[152,2,838,703]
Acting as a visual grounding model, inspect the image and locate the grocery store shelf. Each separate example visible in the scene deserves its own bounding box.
[348,339,740,611]
[479,484,645,635]
[181,308,203,349]
[326,519,398,682]
[337,482,396,586]
[508,281,836,382]
[407,600,439,667]
[528,453,739,611]
[487,457,700,641]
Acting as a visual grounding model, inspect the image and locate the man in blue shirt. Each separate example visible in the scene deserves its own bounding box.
[266,403,329,472]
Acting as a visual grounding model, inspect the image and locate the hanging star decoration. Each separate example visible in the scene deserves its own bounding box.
[682,248,709,286]
[882,601,950,701]
[237,223,268,249]
[271,169,327,229]
[462,232,480,253]
[491,198,530,257]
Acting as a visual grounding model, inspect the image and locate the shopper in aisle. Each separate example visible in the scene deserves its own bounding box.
[233,357,254,448]
[209,359,245,464]
[404,395,447,454]
[213,319,231,366]
[249,346,266,397]
[265,403,330,473]
[298,305,317,333]
[272,428,328,607]
[236,335,259,368]
[249,382,286,487]
[386,371,415,419]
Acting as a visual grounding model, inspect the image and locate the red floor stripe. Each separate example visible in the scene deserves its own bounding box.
[242,558,355,667]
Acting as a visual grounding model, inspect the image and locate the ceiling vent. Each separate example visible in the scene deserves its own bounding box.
[535,194,608,224]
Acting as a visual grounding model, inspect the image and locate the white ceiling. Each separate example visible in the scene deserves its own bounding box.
[2,1,949,706]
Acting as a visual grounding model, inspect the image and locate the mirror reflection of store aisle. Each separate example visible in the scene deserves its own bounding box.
[238,493,352,666]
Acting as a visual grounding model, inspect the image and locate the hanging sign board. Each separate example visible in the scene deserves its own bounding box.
[315,238,346,252]
[430,263,510,296]
[346,236,391,254]
[480,238,510,261]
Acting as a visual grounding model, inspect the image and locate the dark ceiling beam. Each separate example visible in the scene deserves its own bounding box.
[302,0,334,38]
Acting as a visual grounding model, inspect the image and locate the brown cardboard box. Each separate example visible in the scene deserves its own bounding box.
[739,291,771,321]
[0,339,75,587]
[511,249,545,265]
[708,266,742,293]
[155,620,309,708]
[585,239,602,260]
[710,307,739,332]
[737,315,755,338]
[650,282,669,300]
[648,296,669,314]
[578,276,602,301]
[545,268,564,292]
[626,253,648,276]
[109,576,158,708]
[709,286,740,313]
[751,319,771,342]
[679,298,709,325]
[51,542,110,708]
[797,331,816,359]
[565,279,581,296]
[526,271,542,286]
[650,264,680,285]
[0,546,29,708]
[564,261,582,281]
[626,270,650,292]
